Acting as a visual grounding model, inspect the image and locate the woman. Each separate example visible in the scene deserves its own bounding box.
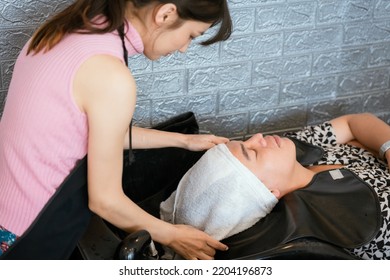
[0,0,232,259]
[162,112,390,259]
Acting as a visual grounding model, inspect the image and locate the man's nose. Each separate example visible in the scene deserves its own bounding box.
[245,133,266,148]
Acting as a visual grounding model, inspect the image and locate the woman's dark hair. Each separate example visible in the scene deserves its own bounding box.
[27,0,232,54]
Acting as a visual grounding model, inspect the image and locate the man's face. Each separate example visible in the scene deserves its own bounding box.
[225,134,297,191]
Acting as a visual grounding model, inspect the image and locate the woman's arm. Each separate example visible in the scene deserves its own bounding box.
[330,113,390,162]
[124,126,229,151]
[74,54,227,259]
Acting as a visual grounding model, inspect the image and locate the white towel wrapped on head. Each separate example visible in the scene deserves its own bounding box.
[160,143,278,241]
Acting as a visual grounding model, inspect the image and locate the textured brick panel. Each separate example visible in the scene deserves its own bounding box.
[134,71,186,99]
[369,43,390,67]
[231,8,255,35]
[151,94,217,124]
[374,0,390,19]
[133,100,152,127]
[221,32,283,62]
[0,29,34,59]
[153,43,220,71]
[0,0,69,27]
[128,54,153,75]
[252,54,311,85]
[228,0,284,7]
[307,96,365,125]
[0,64,2,90]
[313,48,369,75]
[152,53,187,71]
[0,90,6,118]
[219,84,279,113]
[284,26,343,54]
[249,106,307,134]
[281,76,337,104]
[363,91,390,113]
[255,2,315,31]
[198,113,248,138]
[1,0,390,133]
[344,20,390,45]
[185,43,221,67]
[317,0,372,24]
[337,68,390,96]
[188,62,251,93]
[1,60,15,89]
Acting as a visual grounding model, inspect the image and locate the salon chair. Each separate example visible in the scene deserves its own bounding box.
[77,112,363,260]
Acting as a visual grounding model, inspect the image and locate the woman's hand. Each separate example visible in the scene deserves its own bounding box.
[166,224,228,260]
[183,134,229,151]
[130,127,229,151]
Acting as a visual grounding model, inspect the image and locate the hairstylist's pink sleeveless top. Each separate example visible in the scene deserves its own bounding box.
[0,21,144,236]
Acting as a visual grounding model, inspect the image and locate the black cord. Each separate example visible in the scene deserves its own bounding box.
[118,24,135,165]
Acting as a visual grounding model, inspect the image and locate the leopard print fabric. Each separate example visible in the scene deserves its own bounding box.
[285,122,390,260]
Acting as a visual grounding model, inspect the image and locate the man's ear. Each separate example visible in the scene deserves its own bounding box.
[270,189,281,199]
[154,3,178,26]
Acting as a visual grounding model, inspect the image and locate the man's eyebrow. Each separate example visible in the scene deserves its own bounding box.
[240,143,250,161]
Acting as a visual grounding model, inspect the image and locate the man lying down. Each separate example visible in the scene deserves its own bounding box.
[160,113,390,260]
[160,143,277,242]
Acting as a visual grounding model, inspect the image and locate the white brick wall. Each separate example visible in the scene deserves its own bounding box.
[1,0,390,137]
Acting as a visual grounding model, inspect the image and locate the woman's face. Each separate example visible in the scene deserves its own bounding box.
[225,134,297,190]
[143,19,212,60]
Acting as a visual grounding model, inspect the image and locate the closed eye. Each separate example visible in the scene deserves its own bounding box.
[240,143,250,161]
